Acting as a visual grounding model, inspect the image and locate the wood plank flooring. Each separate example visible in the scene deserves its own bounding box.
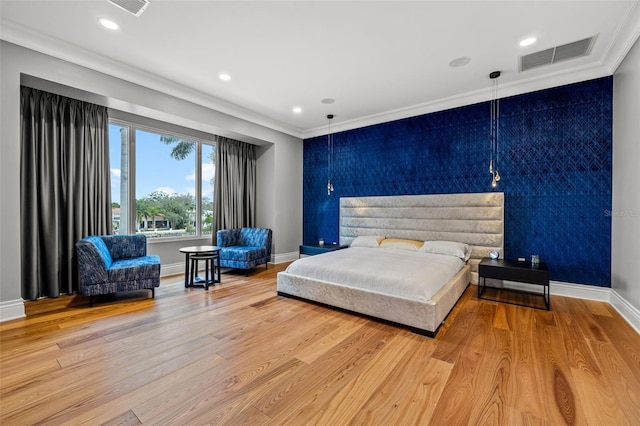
[1,263,639,425]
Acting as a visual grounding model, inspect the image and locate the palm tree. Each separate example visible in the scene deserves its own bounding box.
[160,135,194,160]
[136,199,151,230]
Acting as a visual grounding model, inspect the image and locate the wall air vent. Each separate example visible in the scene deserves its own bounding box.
[519,36,597,72]
[107,0,150,17]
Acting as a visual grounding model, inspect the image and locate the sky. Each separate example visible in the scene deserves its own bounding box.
[109,125,215,204]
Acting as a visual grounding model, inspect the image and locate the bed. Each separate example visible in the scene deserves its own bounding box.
[277,192,504,336]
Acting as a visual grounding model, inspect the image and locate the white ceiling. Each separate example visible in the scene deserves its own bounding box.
[1,1,639,139]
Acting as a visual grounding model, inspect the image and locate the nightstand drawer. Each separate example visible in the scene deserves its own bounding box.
[299,243,349,257]
[479,260,548,285]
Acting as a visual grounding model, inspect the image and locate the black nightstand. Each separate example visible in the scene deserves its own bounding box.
[478,258,550,310]
[299,243,349,257]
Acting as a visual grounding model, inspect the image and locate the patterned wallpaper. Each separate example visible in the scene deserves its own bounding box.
[303,77,612,287]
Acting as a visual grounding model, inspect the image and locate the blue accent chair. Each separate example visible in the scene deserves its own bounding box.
[76,235,161,306]
[216,228,272,276]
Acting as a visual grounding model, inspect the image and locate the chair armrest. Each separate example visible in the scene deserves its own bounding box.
[76,238,110,285]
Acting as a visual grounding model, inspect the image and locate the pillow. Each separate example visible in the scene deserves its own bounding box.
[379,238,423,251]
[350,235,385,248]
[419,240,472,261]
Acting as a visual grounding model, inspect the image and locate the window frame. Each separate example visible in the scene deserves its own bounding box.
[109,118,215,242]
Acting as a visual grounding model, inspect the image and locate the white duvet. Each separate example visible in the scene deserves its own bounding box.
[285,247,465,301]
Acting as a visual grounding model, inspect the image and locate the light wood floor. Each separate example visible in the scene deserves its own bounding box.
[1,263,639,425]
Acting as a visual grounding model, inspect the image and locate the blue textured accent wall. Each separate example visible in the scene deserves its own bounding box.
[303,77,612,287]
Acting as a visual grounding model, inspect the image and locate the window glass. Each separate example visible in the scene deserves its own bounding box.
[109,123,129,234]
[201,143,215,236]
[135,129,196,238]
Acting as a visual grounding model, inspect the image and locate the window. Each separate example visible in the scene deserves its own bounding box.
[109,120,215,240]
[201,143,215,236]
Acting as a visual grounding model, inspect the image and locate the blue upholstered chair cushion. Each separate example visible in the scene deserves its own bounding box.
[220,246,267,262]
[217,228,241,247]
[102,234,148,259]
[109,257,161,282]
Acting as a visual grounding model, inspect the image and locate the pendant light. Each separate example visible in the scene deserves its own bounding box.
[327,114,335,195]
[489,71,501,188]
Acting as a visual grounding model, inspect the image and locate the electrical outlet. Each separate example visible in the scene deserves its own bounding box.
[518,257,526,261]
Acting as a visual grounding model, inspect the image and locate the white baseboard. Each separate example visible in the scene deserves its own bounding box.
[548,280,611,302]
[502,280,610,302]
[0,299,26,322]
[162,251,299,278]
[610,289,640,334]
[272,251,299,264]
[161,262,184,277]
[163,250,300,278]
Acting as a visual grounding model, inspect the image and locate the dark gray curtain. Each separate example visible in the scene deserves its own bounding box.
[20,87,111,300]
[213,136,256,235]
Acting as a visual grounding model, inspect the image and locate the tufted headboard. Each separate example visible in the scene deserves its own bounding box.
[339,192,504,284]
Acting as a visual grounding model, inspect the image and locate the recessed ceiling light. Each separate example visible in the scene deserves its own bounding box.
[449,56,471,68]
[292,107,302,114]
[321,98,335,104]
[219,73,231,81]
[99,18,119,31]
[520,37,537,47]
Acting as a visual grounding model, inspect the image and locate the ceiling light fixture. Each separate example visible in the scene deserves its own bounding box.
[449,56,471,68]
[99,18,119,30]
[326,114,335,196]
[488,71,501,188]
[219,73,231,81]
[519,37,537,47]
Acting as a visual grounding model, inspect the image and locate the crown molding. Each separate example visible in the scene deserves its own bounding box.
[3,2,639,142]
[0,19,306,140]
[602,0,640,74]
[302,61,611,139]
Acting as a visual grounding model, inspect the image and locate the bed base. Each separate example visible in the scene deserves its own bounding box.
[277,291,459,337]
[276,264,470,337]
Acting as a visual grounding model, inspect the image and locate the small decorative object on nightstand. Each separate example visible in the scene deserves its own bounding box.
[478,258,550,310]
[489,250,500,259]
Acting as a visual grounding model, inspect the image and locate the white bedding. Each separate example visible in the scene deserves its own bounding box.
[285,247,465,302]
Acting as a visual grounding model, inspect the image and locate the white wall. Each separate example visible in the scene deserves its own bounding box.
[612,36,640,311]
[0,41,302,319]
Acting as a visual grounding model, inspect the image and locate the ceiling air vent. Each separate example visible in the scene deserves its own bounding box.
[107,0,150,17]
[519,36,597,72]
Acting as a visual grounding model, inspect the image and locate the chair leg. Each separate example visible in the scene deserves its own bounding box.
[89,295,93,307]
[245,269,249,277]
[151,287,155,298]
[214,256,221,284]
[204,258,210,290]
[190,258,197,287]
